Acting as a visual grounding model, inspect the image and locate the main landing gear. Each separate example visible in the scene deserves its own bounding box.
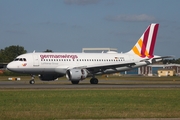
[70,78,99,84]
[90,77,98,84]
[29,75,35,84]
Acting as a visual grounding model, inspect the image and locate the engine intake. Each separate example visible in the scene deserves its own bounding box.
[66,69,88,81]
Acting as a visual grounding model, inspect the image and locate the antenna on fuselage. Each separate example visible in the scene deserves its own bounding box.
[33,50,36,53]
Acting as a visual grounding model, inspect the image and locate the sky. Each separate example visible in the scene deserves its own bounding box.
[0,0,180,58]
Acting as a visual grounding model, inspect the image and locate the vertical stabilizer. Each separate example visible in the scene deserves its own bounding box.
[128,23,159,58]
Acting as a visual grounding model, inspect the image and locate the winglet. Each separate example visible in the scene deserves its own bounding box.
[129,23,159,58]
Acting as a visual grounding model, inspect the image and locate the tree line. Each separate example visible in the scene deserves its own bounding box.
[0,45,180,64]
[0,46,52,63]
[163,58,180,64]
[0,45,27,63]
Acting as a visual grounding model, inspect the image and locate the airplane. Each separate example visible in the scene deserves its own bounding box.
[7,23,170,84]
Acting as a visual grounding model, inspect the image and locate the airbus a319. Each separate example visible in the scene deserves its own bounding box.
[7,23,170,84]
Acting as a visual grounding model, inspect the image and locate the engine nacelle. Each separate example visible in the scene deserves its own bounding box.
[39,74,62,81]
[66,69,88,81]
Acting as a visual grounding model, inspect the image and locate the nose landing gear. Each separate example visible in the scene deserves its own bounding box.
[29,75,35,84]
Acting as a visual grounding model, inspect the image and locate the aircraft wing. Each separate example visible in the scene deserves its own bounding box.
[87,62,135,69]
[72,56,174,74]
[73,61,136,74]
[88,62,136,74]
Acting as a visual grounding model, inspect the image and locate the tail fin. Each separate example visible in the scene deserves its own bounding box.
[129,23,159,58]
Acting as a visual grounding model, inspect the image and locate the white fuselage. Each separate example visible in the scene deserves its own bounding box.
[7,52,153,76]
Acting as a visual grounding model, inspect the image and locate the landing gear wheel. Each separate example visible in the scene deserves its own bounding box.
[29,80,35,84]
[71,81,79,84]
[90,78,98,84]
[29,75,35,84]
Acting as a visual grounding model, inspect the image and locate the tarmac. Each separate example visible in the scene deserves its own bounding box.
[0,79,180,89]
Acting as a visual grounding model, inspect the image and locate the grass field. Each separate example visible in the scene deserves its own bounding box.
[0,89,180,119]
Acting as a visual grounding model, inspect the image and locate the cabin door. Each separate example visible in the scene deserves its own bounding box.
[33,54,39,67]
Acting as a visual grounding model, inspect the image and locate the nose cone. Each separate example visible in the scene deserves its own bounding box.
[7,62,17,72]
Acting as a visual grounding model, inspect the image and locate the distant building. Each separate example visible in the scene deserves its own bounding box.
[0,63,8,70]
[157,68,175,77]
[149,64,180,76]
[121,64,180,76]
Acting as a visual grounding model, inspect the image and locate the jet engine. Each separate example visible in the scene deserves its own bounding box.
[66,69,88,81]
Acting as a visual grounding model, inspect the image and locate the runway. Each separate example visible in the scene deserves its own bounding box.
[1,79,180,89]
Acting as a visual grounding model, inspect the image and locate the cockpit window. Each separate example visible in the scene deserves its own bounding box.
[14,58,27,61]
[14,58,19,61]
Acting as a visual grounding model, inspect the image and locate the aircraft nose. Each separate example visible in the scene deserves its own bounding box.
[7,62,18,72]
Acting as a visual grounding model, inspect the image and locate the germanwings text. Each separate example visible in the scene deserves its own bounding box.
[40,54,78,59]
